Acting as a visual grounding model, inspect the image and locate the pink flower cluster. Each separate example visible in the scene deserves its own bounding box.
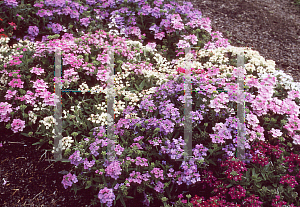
[282,152,300,176]
[150,167,164,180]
[10,118,26,133]
[220,157,248,182]
[279,174,299,188]
[83,158,95,170]
[228,185,246,200]
[153,181,164,193]
[4,55,23,68]
[134,157,148,167]
[271,195,297,207]
[30,67,45,76]
[0,102,13,122]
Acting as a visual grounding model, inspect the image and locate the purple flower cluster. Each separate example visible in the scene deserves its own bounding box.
[61,173,78,189]
[43,0,67,8]
[46,22,63,34]
[105,160,123,180]
[28,26,39,37]
[98,187,115,207]
[85,0,96,6]
[80,17,91,28]
[153,181,164,193]
[126,171,151,185]
[68,150,83,166]
[3,0,18,8]
[36,9,53,18]
[177,159,201,186]
[192,144,209,160]
[83,158,96,170]
[159,136,186,160]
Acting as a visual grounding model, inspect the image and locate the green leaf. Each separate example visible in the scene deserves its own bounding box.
[139,79,145,90]
[85,180,92,189]
[246,169,250,181]
[125,196,134,199]
[261,173,266,180]
[116,193,121,201]
[20,132,29,137]
[32,141,41,145]
[120,197,126,207]
[255,183,261,188]
[101,175,107,186]
[252,168,256,176]
[209,160,217,166]
[92,155,96,161]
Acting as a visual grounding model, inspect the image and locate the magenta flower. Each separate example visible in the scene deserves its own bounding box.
[61,173,78,189]
[11,118,25,133]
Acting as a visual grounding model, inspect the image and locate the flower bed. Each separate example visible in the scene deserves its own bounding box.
[1,0,300,206]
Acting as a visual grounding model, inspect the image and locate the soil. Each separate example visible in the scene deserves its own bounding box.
[1,0,300,206]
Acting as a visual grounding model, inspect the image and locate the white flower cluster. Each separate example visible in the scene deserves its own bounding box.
[61,136,74,150]
[39,115,57,130]
[173,45,277,82]
[268,70,300,92]
[28,110,38,124]
[125,112,139,120]
[33,102,51,112]
[88,112,109,126]
[50,135,74,153]
[0,72,8,86]
[77,82,90,94]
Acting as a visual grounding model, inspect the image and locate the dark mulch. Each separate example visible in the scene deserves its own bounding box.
[0,126,96,207]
